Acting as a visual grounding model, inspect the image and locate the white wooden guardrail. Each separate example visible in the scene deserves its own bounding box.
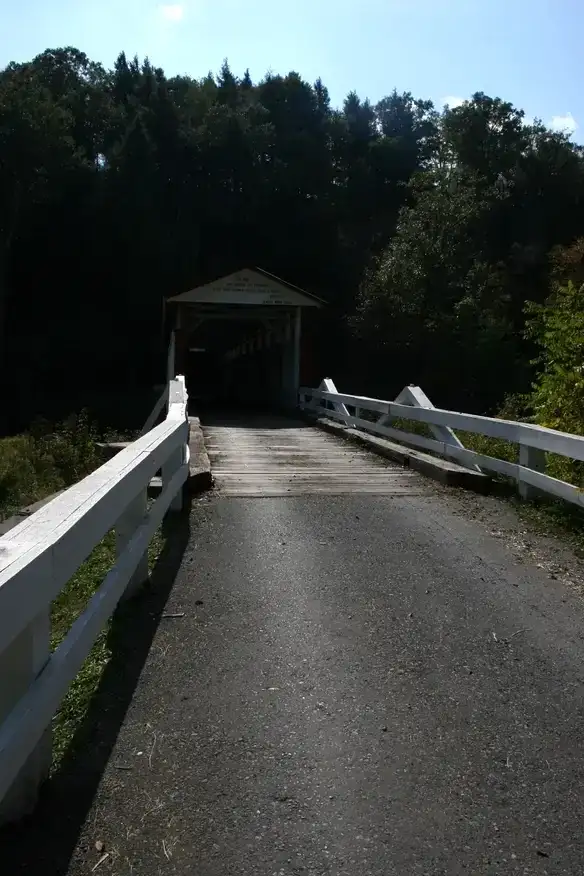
[0,376,189,823]
[300,378,584,507]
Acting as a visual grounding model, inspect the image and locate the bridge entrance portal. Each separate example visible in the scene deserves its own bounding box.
[166,268,324,409]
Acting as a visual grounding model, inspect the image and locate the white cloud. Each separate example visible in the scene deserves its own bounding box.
[442,95,465,109]
[550,112,578,134]
[158,3,184,22]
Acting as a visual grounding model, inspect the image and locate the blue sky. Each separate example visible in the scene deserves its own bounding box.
[1,0,580,136]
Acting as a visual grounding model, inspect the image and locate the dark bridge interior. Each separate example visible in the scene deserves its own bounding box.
[184,314,289,408]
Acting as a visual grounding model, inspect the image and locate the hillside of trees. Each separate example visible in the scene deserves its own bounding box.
[1,47,584,432]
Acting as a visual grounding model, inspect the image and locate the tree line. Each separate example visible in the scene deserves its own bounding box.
[1,47,583,430]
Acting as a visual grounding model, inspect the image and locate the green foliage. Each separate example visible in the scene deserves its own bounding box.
[353,167,515,406]
[526,281,584,434]
[456,394,531,467]
[0,435,61,514]
[50,532,116,766]
[0,411,104,518]
[524,258,584,485]
[356,92,584,410]
[34,410,103,484]
[387,417,433,441]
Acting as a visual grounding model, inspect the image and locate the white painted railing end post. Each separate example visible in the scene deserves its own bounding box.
[163,376,189,513]
[393,384,481,473]
[116,488,149,599]
[0,611,51,824]
[163,421,189,514]
[322,378,351,424]
[519,444,546,500]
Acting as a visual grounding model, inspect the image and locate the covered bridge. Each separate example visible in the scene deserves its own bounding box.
[165,268,325,408]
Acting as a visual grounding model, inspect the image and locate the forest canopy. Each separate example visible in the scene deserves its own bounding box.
[1,47,584,429]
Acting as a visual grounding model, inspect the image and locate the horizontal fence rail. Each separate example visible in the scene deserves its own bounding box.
[300,378,584,508]
[0,376,189,822]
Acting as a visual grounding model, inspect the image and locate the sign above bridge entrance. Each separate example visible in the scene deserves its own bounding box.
[167,268,324,308]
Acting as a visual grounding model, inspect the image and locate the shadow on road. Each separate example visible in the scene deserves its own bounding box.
[0,503,192,872]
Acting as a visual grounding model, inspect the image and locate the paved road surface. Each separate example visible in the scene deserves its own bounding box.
[5,420,584,875]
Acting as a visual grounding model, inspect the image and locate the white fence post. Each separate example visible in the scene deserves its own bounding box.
[163,376,189,513]
[163,442,186,512]
[392,385,465,451]
[0,611,51,823]
[519,444,546,500]
[390,384,481,473]
[322,378,351,423]
[116,488,149,599]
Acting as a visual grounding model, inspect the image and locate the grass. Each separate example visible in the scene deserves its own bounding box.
[50,524,166,769]
[0,411,130,521]
[455,430,517,464]
[348,406,435,441]
[386,416,434,441]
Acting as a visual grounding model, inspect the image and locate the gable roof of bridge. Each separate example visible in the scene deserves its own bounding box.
[166,267,325,307]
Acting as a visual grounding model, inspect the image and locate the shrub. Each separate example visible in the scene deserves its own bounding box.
[525,280,584,486]
[0,410,104,519]
[459,275,584,489]
[457,393,531,466]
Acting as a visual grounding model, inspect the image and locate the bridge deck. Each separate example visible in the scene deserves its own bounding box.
[6,428,584,873]
[202,412,427,496]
